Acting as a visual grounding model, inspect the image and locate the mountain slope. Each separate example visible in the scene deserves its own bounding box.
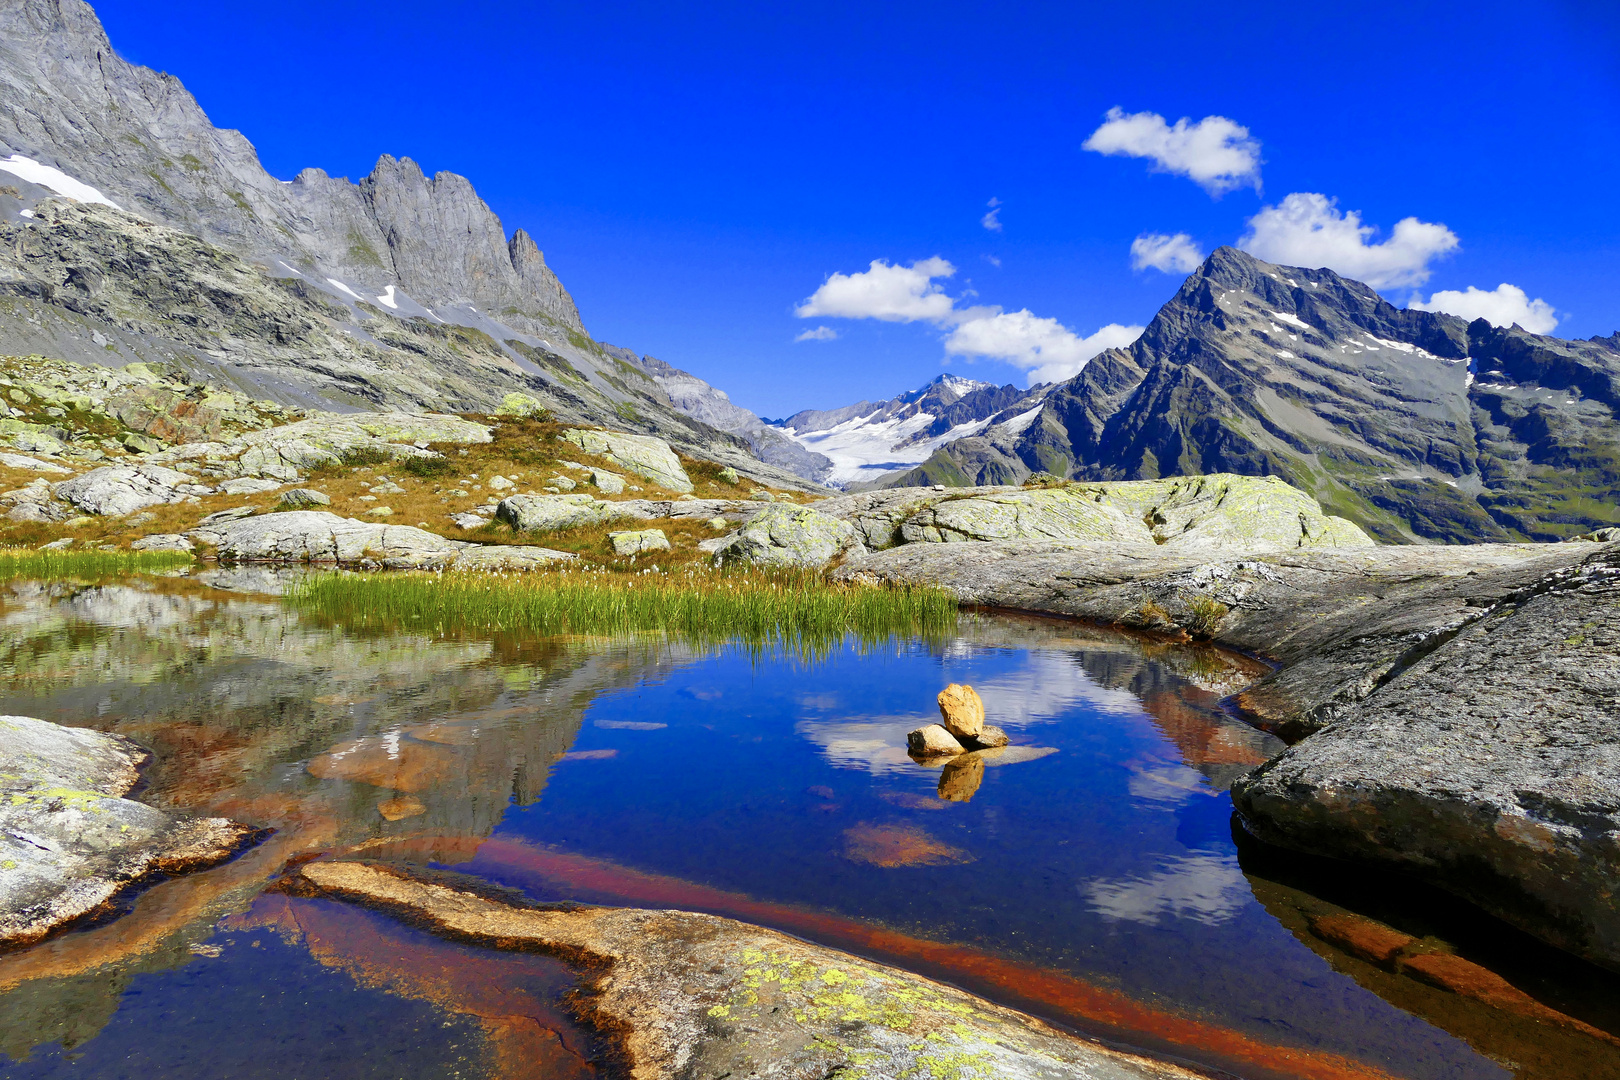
[0,0,579,336]
[771,375,1048,488]
[894,248,1620,542]
[0,0,828,491]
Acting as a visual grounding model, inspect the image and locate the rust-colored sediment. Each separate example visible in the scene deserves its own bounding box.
[356,835,1404,1080]
[841,823,974,867]
[232,893,597,1080]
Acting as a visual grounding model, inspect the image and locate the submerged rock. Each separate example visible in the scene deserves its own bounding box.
[0,715,256,948]
[714,503,857,569]
[562,428,693,493]
[289,861,1203,1080]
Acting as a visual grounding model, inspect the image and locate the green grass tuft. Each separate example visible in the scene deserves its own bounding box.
[290,568,960,656]
[0,548,193,582]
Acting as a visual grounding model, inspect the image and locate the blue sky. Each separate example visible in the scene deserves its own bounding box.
[95,0,1619,417]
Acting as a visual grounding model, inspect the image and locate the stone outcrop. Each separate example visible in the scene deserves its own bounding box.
[188,510,576,571]
[817,475,1371,553]
[52,463,211,516]
[560,428,693,493]
[496,493,642,532]
[0,714,257,947]
[289,860,1202,1080]
[712,503,858,569]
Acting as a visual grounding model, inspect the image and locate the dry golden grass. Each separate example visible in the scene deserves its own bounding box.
[0,414,809,567]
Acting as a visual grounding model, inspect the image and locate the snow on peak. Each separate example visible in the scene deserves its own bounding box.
[0,155,120,209]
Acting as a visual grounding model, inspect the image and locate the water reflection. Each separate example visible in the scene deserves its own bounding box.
[0,576,1612,1080]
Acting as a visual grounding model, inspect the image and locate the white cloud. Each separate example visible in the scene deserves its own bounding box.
[794,325,839,342]
[983,254,1002,268]
[946,311,1143,385]
[795,257,957,322]
[796,256,1139,385]
[1082,851,1252,927]
[1082,108,1262,195]
[1130,232,1203,274]
[1239,193,1459,289]
[982,196,1003,232]
[1412,283,1557,334]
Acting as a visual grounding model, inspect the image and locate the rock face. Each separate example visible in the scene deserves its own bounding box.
[561,428,693,493]
[0,714,256,947]
[189,510,576,571]
[714,503,858,569]
[52,463,211,516]
[818,474,1371,552]
[883,247,1620,543]
[290,861,1202,1080]
[496,493,641,532]
[1232,548,1620,970]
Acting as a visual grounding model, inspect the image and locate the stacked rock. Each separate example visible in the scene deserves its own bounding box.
[906,685,1009,758]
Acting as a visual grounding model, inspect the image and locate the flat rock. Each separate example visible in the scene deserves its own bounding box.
[497,493,642,532]
[130,533,194,552]
[291,861,1202,1080]
[189,509,574,571]
[0,715,256,947]
[562,428,693,493]
[217,477,282,496]
[714,503,857,569]
[0,452,71,474]
[52,464,211,517]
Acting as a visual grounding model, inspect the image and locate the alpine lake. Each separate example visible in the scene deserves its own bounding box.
[1,569,1618,1080]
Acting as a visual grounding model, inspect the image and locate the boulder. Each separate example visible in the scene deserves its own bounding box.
[495,392,547,417]
[279,487,330,508]
[3,478,73,522]
[547,474,577,491]
[610,529,671,555]
[1,715,256,947]
[450,512,490,530]
[937,683,985,740]
[714,503,857,569]
[130,533,194,552]
[718,466,740,485]
[907,724,966,757]
[562,428,693,493]
[190,510,575,571]
[52,464,212,517]
[587,468,626,494]
[497,493,640,532]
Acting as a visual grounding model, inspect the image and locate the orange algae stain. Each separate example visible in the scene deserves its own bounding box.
[307,735,461,792]
[841,823,974,867]
[235,893,598,1080]
[354,836,1406,1080]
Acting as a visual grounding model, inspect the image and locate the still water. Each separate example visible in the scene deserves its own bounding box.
[0,575,1616,1079]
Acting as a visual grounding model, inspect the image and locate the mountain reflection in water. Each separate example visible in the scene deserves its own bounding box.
[0,575,1613,1080]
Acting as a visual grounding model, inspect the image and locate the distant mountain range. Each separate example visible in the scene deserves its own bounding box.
[2,0,1618,539]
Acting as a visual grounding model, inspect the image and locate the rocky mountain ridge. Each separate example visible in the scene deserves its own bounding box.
[890,247,1620,542]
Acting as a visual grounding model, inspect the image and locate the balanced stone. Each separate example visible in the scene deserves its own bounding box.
[937,684,985,741]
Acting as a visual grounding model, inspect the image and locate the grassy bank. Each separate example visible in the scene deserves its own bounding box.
[0,548,193,582]
[290,568,960,654]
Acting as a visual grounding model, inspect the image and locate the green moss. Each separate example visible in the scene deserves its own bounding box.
[179,153,204,172]
[225,190,252,213]
[346,228,387,270]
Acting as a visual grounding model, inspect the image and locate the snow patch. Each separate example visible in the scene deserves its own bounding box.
[376,285,399,310]
[0,155,120,208]
[1269,310,1310,331]
[326,278,364,301]
[998,403,1045,436]
[1275,350,1296,359]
